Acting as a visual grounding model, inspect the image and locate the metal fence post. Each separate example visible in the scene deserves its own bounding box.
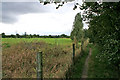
[37,51,43,80]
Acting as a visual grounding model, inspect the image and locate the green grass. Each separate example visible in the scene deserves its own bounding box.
[66,44,90,78]
[2,38,72,48]
[88,44,119,78]
[2,38,72,44]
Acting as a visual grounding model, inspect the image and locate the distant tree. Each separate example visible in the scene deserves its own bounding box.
[16,33,20,38]
[60,34,67,38]
[33,34,37,38]
[1,33,6,38]
[49,35,52,38]
[36,34,40,38]
[10,34,16,38]
[57,35,60,38]
[29,34,33,38]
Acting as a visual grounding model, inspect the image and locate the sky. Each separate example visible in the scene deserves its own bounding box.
[0,0,88,36]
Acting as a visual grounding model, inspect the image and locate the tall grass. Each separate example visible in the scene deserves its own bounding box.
[2,40,73,78]
[66,40,90,78]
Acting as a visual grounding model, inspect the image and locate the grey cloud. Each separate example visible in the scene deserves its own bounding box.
[2,0,39,2]
[1,2,50,24]
[2,12,18,24]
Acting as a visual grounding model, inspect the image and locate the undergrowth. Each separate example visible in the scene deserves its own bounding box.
[88,44,119,78]
[65,43,91,78]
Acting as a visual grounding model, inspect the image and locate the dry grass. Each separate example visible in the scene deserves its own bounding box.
[42,44,73,78]
[2,41,73,78]
[74,38,89,60]
[2,41,46,78]
[83,38,89,51]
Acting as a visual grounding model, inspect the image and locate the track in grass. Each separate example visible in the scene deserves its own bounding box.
[81,48,91,78]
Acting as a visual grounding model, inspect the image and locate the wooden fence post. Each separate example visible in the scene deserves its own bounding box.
[73,43,75,65]
[81,40,84,56]
[37,51,43,80]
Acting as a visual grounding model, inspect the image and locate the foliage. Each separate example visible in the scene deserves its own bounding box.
[81,2,120,69]
[2,33,6,38]
[70,13,84,42]
[88,44,119,78]
[39,0,75,9]
[66,43,90,78]
[1,33,70,38]
[83,29,89,39]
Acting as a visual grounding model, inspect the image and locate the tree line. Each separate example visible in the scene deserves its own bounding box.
[1,32,70,38]
[71,1,120,73]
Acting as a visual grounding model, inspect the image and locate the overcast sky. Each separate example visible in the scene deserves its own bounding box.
[0,0,88,35]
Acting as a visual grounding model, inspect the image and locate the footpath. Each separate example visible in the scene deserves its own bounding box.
[81,48,92,78]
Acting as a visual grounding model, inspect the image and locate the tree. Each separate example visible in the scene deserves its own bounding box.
[48,35,52,38]
[81,2,120,70]
[29,34,33,38]
[33,34,37,38]
[70,13,84,49]
[70,13,84,41]
[83,29,88,39]
[39,0,81,10]
[1,33,6,38]
[16,33,20,38]
[60,34,67,38]
[10,34,16,38]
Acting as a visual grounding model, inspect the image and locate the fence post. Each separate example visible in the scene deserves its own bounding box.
[73,43,75,65]
[37,51,43,80]
[81,40,84,56]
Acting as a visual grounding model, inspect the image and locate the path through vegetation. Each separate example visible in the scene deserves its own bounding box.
[81,48,91,78]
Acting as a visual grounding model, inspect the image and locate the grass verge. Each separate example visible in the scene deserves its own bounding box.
[65,44,91,78]
[88,44,119,78]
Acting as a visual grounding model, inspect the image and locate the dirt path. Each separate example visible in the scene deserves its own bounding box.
[81,48,92,78]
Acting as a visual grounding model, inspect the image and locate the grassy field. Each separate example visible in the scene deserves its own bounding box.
[2,38,118,78]
[2,38,72,46]
[2,38,93,78]
[2,38,75,78]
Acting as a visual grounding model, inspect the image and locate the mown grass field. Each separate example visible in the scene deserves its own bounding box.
[2,38,75,78]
